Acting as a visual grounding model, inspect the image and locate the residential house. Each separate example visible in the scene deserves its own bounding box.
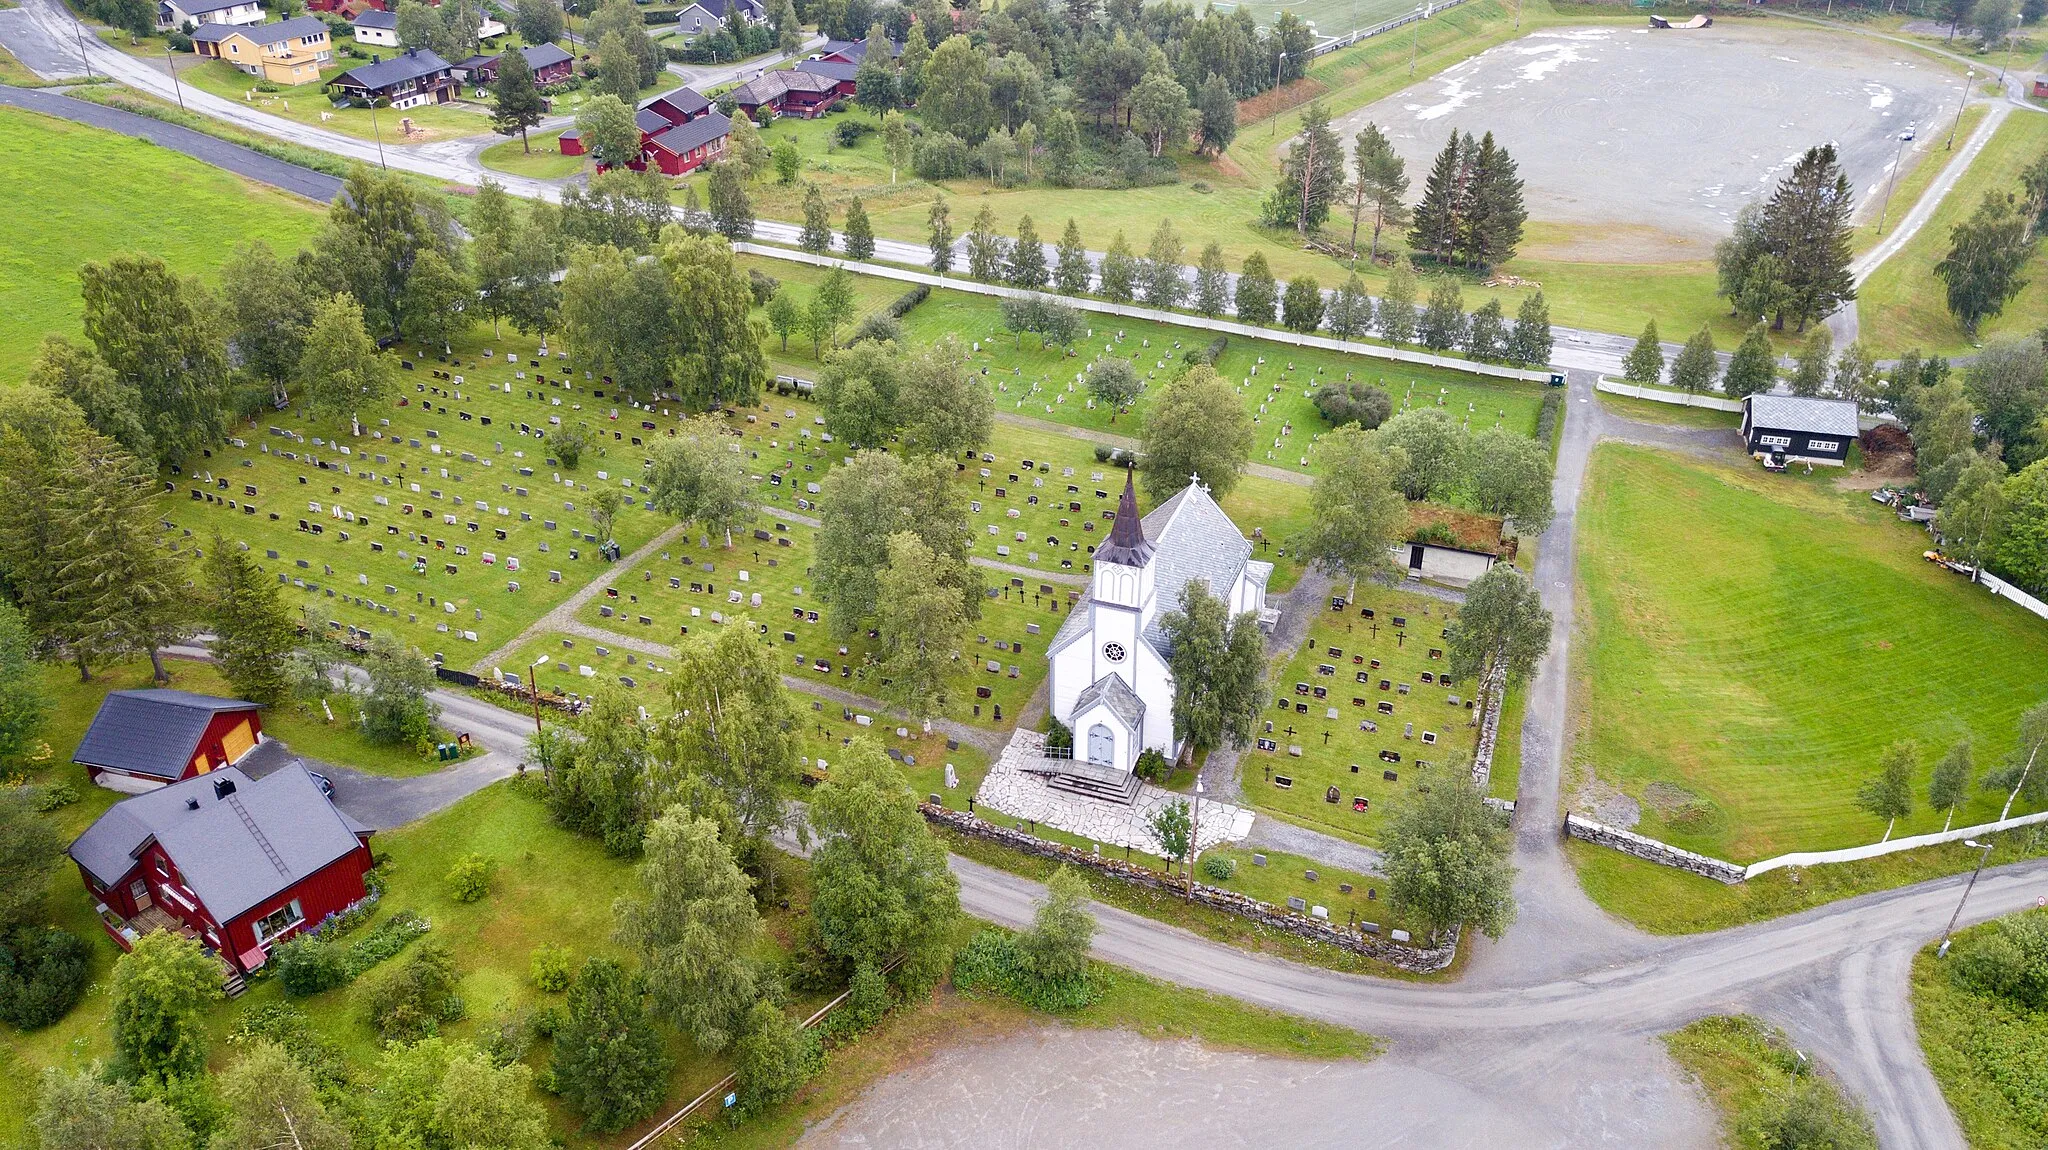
[642,85,711,125]
[727,67,840,118]
[159,0,263,31]
[351,8,399,46]
[452,41,574,85]
[329,47,456,108]
[643,109,731,174]
[307,0,382,17]
[69,765,374,975]
[672,0,765,33]
[1739,393,1859,467]
[192,16,333,85]
[817,36,901,66]
[74,689,265,794]
[795,57,856,98]
[563,84,713,159]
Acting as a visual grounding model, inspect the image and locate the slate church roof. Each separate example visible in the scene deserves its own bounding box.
[1072,672,1145,732]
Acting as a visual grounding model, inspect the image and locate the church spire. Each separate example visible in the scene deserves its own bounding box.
[1095,468,1154,567]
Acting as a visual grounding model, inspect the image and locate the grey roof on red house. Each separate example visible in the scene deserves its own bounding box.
[175,0,259,15]
[333,47,452,91]
[642,86,711,120]
[69,765,369,923]
[520,41,571,70]
[191,15,327,44]
[647,109,731,156]
[820,36,901,63]
[636,106,672,134]
[729,67,836,105]
[795,57,857,83]
[73,689,258,780]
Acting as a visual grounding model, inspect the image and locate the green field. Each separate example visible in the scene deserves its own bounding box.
[1913,908,2048,1148]
[1574,446,2048,862]
[478,129,585,179]
[0,106,323,381]
[1859,109,2048,356]
[1253,586,1483,847]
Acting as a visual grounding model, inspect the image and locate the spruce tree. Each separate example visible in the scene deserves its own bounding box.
[1670,325,1719,400]
[202,533,298,705]
[1054,219,1091,295]
[1621,320,1665,386]
[1378,262,1418,344]
[1233,253,1278,325]
[1463,131,1527,268]
[51,433,190,682]
[843,197,875,261]
[798,183,834,254]
[1408,130,1466,264]
[1507,292,1552,366]
[1099,231,1139,302]
[1760,143,1857,331]
[489,46,548,152]
[549,957,672,1132]
[1007,215,1048,288]
[1722,322,1778,399]
[1194,242,1229,317]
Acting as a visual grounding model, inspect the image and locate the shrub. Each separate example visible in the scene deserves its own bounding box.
[166,31,193,50]
[530,944,574,993]
[0,928,90,1030]
[1313,382,1394,430]
[1186,335,1228,366]
[481,1006,532,1067]
[229,1003,348,1090]
[747,267,780,307]
[1201,855,1237,881]
[951,928,1103,1013]
[341,910,430,976]
[29,782,78,812]
[273,932,348,997]
[913,131,970,180]
[1044,717,1073,753]
[835,119,873,147]
[529,1002,567,1039]
[1951,910,2048,1010]
[1133,748,1170,781]
[444,853,496,904]
[850,313,903,345]
[1092,444,1113,463]
[355,939,460,1042]
[885,284,930,318]
[1536,390,1563,446]
[842,962,891,1034]
[551,424,587,469]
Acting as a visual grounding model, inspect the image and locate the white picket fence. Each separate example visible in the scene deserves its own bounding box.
[1980,570,2048,624]
[1594,376,1743,411]
[731,243,1554,385]
[1744,809,2048,878]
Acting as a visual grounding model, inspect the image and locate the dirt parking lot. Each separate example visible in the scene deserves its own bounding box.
[1334,23,1962,261]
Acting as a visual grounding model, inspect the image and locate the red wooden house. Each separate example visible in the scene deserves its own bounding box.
[75,689,265,793]
[795,57,856,99]
[562,85,713,161]
[453,41,574,86]
[69,764,374,974]
[728,68,840,119]
[643,110,732,174]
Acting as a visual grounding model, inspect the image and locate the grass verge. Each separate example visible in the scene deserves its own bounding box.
[1911,911,2048,1148]
[1665,1014,1874,1150]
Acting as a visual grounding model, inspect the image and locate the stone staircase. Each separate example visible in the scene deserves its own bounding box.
[1044,767,1142,805]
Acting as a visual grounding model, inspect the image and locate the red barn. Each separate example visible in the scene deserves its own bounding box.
[643,110,732,174]
[69,765,374,976]
[558,127,584,155]
[75,689,264,793]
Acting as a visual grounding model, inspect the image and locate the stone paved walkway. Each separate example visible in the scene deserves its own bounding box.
[974,731,1254,856]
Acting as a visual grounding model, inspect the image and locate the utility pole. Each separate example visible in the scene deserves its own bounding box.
[166,40,187,111]
[1948,69,1975,151]
[1410,4,1426,76]
[71,14,96,83]
[1268,51,1287,139]
[1937,839,1997,958]
[528,660,546,733]
[1876,129,1914,235]
[368,99,389,169]
[1186,776,1204,895]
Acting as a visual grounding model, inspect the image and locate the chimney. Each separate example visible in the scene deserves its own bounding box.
[213,777,237,800]
[186,798,200,811]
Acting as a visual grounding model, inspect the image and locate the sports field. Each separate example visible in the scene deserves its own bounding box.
[1573,445,2048,862]
[0,105,322,380]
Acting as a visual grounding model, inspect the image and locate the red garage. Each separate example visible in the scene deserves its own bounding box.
[74,689,265,793]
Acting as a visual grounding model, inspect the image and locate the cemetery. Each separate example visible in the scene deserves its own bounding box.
[1574,445,2048,863]
[1254,587,1490,847]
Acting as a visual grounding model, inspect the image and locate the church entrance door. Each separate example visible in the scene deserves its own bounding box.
[1087,724,1115,766]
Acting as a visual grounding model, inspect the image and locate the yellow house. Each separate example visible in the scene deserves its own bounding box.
[191,15,333,85]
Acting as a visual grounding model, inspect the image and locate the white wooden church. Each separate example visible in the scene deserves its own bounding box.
[1045,472,1273,780]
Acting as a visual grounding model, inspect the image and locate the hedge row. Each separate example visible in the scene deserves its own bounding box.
[886,284,931,318]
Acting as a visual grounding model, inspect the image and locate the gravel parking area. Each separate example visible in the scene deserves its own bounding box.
[1334,23,1961,260]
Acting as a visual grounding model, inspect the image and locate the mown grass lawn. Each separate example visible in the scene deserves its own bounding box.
[478,129,584,179]
[0,106,323,381]
[1573,445,2048,862]
[1912,908,2048,1149]
[1859,108,2048,357]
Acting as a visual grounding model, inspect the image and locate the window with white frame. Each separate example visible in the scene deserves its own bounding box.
[1757,434,1792,448]
[1806,439,1840,453]
[254,899,304,945]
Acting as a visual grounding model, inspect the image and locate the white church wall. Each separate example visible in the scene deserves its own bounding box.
[1048,638,1092,723]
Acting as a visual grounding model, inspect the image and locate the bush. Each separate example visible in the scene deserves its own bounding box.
[1201,855,1237,881]
[747,267,780,308]
[0,928,90,1030]
[1134,748,1170,782]
[444,853,496,903]
[355,939,460,1042]
[551,424,587,469]
[166,31,193,51]
[842,962,891,1035]
[529,1002,567,1039]
[1951,911,2048,1010]
[850,313,903,345]
[29,782,77,812]
[1313,382,1394,430]
[913,132,970,180]
[885,284,930,318]
[1044,717,1073,753]
[341,910,430,977]
[951,928,1103,1013]
[273,932,348,997]
[1536,390,1563,446]
[530,944,574,993]
[230,1003,348,1091]
[481,1006,532,1067]
[835,119,873,147]
[1092,444,1113,463]
[1186,335,1228,366]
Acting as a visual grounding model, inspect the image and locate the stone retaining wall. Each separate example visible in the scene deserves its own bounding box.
[1562,813,1745,884]
[924,804,1458,973]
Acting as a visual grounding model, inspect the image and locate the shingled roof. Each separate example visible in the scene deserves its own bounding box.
[73,690,258,781]
[191,15,327,44]
[69,765,369,923]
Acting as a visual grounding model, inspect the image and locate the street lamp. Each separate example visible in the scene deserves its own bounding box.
[1269,51,1288,139]
[1937,839,1997,958]
[71,14,95,84]
[1876,127,1915,235]
[166,39,187,111]
[1410,4,1427,76]
[368,100,389,170]
[1948,69,1975,151]
[527,655,549,734]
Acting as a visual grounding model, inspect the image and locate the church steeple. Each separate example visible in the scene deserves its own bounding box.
[1094,469,1154,568]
